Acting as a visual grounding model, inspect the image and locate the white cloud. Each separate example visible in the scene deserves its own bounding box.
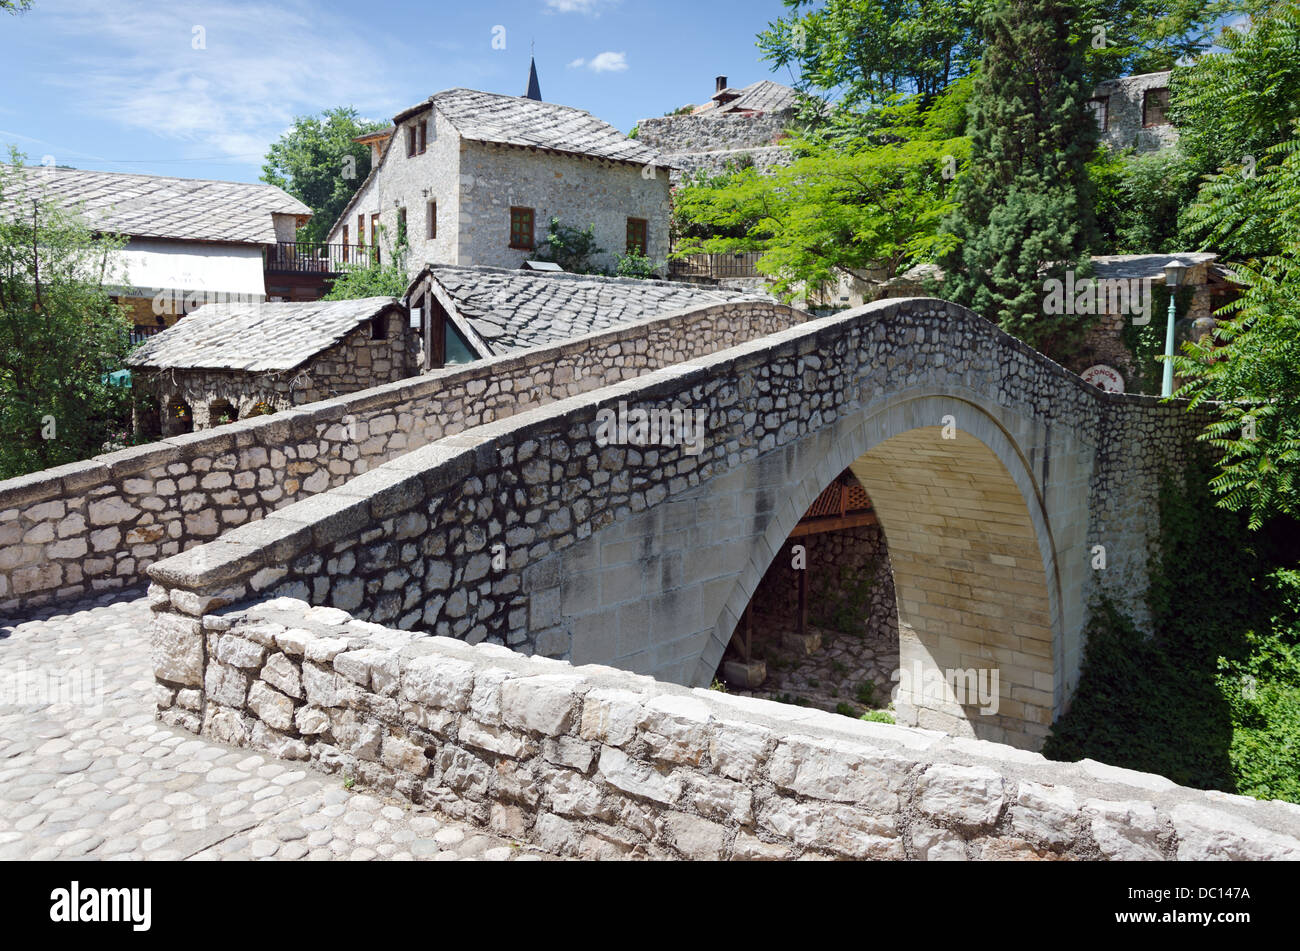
[587,51,628,73]
[545,0,616,14]
[32,0,405,164]
[567,58,586,69]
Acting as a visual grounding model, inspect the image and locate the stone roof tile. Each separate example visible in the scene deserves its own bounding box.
[418,264,771,355]
[0,165,310,244]
[126,297,404,372]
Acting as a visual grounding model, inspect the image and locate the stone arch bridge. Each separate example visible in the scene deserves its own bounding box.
[139,297,1203,752]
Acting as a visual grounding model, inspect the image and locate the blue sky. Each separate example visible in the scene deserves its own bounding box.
[0,0,793,183]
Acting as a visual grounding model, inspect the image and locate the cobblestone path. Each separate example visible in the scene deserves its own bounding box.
[0,589,554,861]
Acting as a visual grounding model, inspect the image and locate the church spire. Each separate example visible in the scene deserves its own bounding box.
[525,55,542,101]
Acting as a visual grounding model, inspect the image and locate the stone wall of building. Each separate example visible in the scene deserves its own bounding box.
[637,114,791,154]
[148,595,1300,860]
[667,146,795,182]
[1094,71,1178,154]
[142,320,419,433]
[458,142,672,273]
[0,301,805,613]
[326,107,463,270]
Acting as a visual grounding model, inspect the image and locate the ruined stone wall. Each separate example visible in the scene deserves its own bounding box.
[0,301,803,613]
[637,113,791,154]
[150,595,1300,860]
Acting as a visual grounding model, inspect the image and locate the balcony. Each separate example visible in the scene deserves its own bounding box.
[668,251,763,282]
[264,241,378,275]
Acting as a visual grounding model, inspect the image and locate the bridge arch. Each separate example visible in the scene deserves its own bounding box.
[704,391,1070,749]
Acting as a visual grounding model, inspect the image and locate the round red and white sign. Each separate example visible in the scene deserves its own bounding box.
[1081,364,1125,393]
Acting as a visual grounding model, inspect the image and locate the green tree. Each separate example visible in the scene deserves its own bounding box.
[2,1,33,13]
[0,152,132,479]
[261,107,383,245]
[672,83,969,301]
[1090,146,1198,255]
[1172,2,1300,257]
[938,0,1100,358]
[758,0,1238,112]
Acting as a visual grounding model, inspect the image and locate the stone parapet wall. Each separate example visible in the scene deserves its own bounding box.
[151,595,1300,860]
[141,298,1208,748]
[0,300,803,613]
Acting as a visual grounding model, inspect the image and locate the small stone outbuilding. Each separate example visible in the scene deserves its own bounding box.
[128,297,416,434]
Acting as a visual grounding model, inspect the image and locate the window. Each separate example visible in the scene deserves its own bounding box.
[426,200,437,239]
[509,206,535,250]
[397,207,407,246]
[370,213,380,247]
[342,224,349,261]
[357,214,365,246]
[626,217,648,255]
[370,314,389,340]
[1088,97,1109,132]
[407,119,427,157]
[1143,87,1171,127]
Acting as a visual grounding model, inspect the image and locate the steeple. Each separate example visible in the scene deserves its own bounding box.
[525,55,542,101]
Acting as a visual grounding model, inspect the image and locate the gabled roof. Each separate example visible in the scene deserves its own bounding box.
[401,88,663,166]
[1090,253,1217,283]
[408,264,772,356]
[126,297,406,372]
[0,166,310,244]
[710,80,799,115]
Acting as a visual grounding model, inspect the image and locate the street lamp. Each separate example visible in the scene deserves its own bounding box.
[1161,259,1188,397]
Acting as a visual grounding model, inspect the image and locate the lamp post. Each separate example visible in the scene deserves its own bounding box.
[1161,259,1188,397]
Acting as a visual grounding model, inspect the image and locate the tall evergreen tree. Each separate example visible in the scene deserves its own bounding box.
[939,0,1100,358]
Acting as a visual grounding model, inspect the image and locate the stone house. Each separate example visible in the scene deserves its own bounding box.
[327,83,672,276]
[127,297,415,434]
[635,75,799,182]
[403,263,772,369]
[0,165,312,340]
[1089,70,1178,154]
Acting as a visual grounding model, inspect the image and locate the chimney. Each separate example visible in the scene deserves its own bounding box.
[715,75,727,93]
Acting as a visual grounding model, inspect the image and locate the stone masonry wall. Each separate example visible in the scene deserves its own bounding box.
[151,595,1300,860]
[458,142,673,274]
[144,318,420,433]
[142,299,1208,743]
[637,114,791,154]
[0,300,803,613]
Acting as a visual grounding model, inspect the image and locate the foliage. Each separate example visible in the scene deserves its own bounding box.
[532,217,606,274]
[1171,238,1300,529]
[1090,146,1199,255]
[1045,465,1258,789]
[1215,570,1300,803]
[0,151,134,479]
[323,226,409,300]
[757,0,1236,112]
[938,0,1100,360]
[615,250,657,280]
[261,107,384,245]
[672,83,969,301]
[860,709,895,724]
[758,0,982,109]
[1169,0,1300,235]
[854,681,876,705]
[1,0,33,12]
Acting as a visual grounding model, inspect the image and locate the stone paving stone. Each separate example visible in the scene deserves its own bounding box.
[0,589,557,861]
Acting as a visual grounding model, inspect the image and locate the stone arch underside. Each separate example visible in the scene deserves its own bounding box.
[553,389,1094,751]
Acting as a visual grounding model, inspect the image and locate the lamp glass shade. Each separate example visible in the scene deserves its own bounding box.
[1164,261,1188,287]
